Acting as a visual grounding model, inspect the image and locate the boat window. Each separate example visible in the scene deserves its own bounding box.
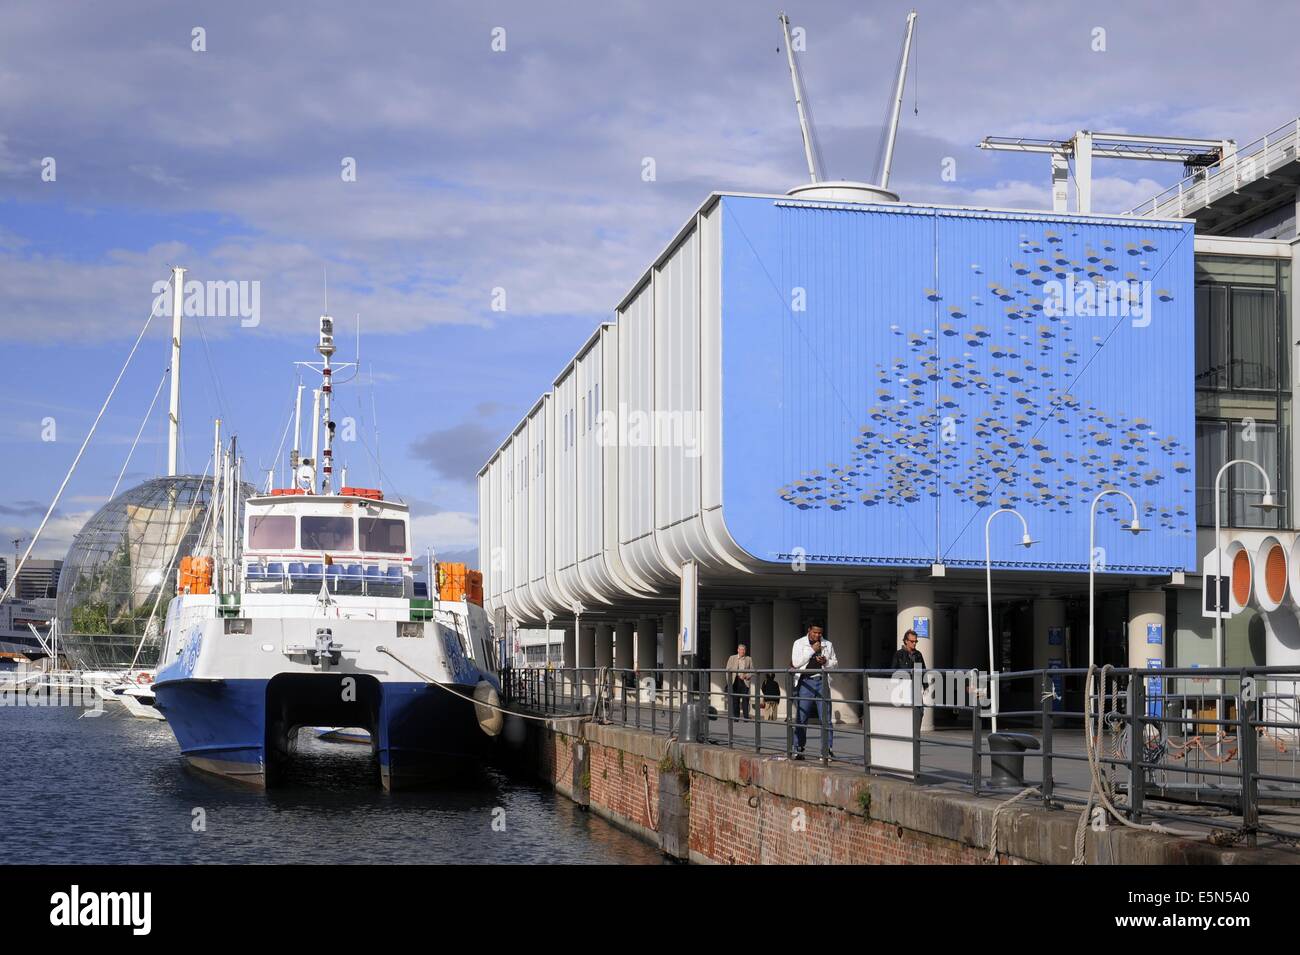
[248,514,296,549]
[359,517,406,554]
[301,515,354,550]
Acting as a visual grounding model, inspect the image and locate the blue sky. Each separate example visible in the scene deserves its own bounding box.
[2,0,1297,564]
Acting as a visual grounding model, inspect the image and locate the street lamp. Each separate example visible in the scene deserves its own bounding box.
[1088,488,1146,671]
[1212,459,1280,669]
[985,507,1035,732]
[1211,459,1281,741]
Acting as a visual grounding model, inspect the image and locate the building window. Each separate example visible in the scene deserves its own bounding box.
[1194,255,1291,530]
[1196,418,1286,529]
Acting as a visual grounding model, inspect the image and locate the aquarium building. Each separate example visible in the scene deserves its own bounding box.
[478,116,1300,708]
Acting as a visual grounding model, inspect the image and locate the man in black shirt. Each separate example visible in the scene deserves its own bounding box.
[891,629,926,671]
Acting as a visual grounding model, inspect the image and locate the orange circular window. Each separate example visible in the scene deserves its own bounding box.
[1266,545,1287,605]
[1232,550,1252,607]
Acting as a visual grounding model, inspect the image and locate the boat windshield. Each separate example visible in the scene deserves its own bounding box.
[301,515,354,550]
[248,514,295,550]
[359,517,406,554]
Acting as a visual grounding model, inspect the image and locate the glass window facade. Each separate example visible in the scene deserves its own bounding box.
[1193,254,1291,530]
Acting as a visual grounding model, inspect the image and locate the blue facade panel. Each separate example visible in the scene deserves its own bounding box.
[719,195,1195,574]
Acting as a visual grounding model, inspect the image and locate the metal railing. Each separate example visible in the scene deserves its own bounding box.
[501,664,1300,846]
[1124,116,1300,219]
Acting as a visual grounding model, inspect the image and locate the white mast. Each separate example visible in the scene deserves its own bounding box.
[318,314,336,494]
[878,10,917,192]
[167,266,186,476]
[210,418,221,558]
[779,12,819,183]
[308,388,321,493]
[291,383,304,474]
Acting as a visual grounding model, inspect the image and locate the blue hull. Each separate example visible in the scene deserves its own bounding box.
[154,676,489,789]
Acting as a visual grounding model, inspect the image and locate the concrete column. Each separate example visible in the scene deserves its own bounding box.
[748,603,774,670]
[828,591,861,725]
[871,611,894,668]
[897,581,936,730]
[1128,589,1165,670]
[576,622,596,699]
[561,624,575,669]
[773,599,801,665]
[932,605,953,670]
[773,599,801,721]
[594,623,614,668]
[635,616,657,672]
[709,608,736,714]
[614,621,633,669]
[560,624,576,698]
[1032,598,1067,669]
[955,602,986,671]
[577,623,596,669]
[663,612,679,663]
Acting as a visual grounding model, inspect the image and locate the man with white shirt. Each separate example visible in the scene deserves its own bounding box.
[791,623,837,759]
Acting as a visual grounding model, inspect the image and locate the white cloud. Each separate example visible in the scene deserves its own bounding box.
[410,510,478,551]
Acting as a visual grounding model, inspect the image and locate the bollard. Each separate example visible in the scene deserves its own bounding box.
[988,732,1039,787]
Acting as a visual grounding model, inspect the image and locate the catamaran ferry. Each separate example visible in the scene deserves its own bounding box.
[153,315,501,788]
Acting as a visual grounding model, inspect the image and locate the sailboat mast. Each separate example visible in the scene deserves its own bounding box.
[167,266,186,477]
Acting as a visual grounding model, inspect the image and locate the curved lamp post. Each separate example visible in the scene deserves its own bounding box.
[1088,488,1146,671]
[1212,459,1279,668]
[985,507,1035,732]
[1211,459,1280,739]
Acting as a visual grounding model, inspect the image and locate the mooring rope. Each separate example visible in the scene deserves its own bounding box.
[377,645,598,728]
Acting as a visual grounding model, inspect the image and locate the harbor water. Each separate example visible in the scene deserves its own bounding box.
[1,705,662,864]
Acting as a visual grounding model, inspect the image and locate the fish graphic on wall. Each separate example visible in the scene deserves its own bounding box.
[776,233,1191,534]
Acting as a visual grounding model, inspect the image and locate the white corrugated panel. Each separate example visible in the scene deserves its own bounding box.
[654,226,701,528]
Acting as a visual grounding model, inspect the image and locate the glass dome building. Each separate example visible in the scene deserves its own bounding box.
[56,476,253,669]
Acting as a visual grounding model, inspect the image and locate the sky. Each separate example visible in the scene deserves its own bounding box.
[1,0,1297,568]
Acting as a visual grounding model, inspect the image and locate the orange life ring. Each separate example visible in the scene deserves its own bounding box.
[137,672,154,685]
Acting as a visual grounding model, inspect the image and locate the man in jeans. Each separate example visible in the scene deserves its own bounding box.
[791,624,838,759]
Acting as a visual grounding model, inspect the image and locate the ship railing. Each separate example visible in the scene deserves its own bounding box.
[243,562,408,598]
[500,664,1300,846]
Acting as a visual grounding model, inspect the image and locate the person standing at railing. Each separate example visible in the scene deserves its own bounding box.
[792,624,838,760]
[725,643,754,720]
[891,629,926,671]
[761,672,781,722]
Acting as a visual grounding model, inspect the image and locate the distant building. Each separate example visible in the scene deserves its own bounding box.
[6,558,62,601]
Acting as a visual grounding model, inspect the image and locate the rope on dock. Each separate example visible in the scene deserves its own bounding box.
[376,645,598,728]
[1072,664,1204,864]
[985,786,1037,865]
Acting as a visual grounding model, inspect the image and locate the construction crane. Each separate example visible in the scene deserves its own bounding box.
[978,131,1235,213]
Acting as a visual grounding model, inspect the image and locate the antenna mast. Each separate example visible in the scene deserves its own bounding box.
[167,266,186,476]
[318,315,336,494]
[878,10,917,191]
[779,12,819,183]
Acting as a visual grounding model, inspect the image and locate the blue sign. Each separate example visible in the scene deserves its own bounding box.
[1146,658,1164,718]
[1047,626,1064,646]
[1147,623,1163,645]
[912,616,930,639]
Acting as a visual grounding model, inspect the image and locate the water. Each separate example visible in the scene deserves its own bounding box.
[0,706,663,864]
